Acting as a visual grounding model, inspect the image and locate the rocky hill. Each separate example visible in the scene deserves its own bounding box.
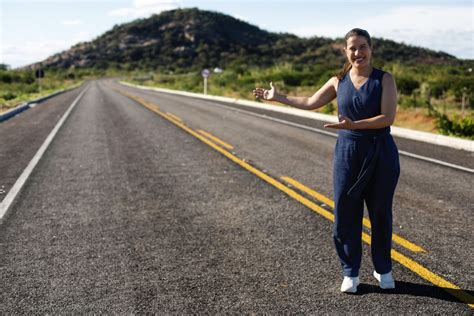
[28,8,459,71]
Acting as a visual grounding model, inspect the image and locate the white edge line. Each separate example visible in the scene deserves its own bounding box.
[0,82,85,122]
[229,105,474,173]
[206,99,340,138]
[398,150,474,173]
[119,81,473,153]
[120,81,474,174]
[0,85,89,224]
[218,104,474,173]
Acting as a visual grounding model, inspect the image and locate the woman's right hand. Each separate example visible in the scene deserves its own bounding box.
[252,82,277,101]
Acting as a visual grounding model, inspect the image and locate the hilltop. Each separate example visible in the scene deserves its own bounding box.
[27,8,460,72]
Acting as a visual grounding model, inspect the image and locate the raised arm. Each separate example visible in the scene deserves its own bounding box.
[253,77,338,111]
[324,73,398,129]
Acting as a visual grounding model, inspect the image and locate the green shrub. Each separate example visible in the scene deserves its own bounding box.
[0,72,12,83]
[429,82,446,98]
[322,102,336,114]
[280,72,301,86]
[436,114,474,139]
[397,95,412,109]
[396,77,420,95]
[1,91,16,100]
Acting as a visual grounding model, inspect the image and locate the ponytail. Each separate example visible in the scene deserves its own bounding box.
[337,60,352,80]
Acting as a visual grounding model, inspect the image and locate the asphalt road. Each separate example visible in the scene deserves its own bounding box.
[0,79,472,313]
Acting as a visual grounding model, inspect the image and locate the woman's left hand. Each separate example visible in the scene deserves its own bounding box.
[324,115,355,129]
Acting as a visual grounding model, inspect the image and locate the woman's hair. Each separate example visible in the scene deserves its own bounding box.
[336,28,372,80]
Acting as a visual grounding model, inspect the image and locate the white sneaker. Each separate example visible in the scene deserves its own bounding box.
[373,271,395,289]
[340,276,360,293]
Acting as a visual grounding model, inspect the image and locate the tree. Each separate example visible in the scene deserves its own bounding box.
[396,77,420,95]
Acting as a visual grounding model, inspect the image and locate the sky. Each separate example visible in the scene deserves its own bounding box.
[1,0,473,68]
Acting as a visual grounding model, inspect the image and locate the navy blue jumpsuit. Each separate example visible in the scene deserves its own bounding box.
[333,68,400,277]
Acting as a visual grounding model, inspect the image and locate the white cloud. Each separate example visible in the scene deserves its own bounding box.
[3,42,68,68]
[2,31,92,68]
[134,0,176,8]
[62,20,82,26]
[107,0,181,18]
[290,5,474,59]
[72,31,92,43]
[107,8,133,17]
[230,14,247,22]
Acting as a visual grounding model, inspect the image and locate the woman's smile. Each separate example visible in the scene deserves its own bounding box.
[345,35,372,69]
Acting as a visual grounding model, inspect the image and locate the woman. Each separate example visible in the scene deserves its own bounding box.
[252,28,400,294]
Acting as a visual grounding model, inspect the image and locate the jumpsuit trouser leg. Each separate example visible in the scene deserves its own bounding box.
[333,193,365,277]
[364,134,400,274]
[333,136,366,277]
[332,134,400,277]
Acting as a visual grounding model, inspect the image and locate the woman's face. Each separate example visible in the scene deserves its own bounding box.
[344,35,372,69]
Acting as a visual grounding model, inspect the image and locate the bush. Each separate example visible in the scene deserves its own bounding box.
[398,95,413,109]
[22,73,35,84]
[322,102,336,114]
[0,72,12,83]
[281,72,301,86]
[396,77,420,95]
[436,114,474,139]
[1,91,16,100]
[429,82,446,98]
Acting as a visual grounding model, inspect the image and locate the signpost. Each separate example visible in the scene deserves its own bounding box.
[201,69,210,95]
[35,68,45,93]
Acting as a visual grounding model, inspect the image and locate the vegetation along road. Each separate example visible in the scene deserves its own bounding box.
[0,80,472,313]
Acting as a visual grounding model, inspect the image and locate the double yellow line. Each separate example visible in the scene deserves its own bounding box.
[282,176,425,253]
[117,89,473,308]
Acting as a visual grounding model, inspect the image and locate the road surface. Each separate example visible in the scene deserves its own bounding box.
[0,80,472,313]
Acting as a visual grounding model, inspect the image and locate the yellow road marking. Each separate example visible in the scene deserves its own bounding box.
[362,233,473,307]
[143,100,159,110]
[118,90,474,309]
[281,176,426,253]
[391,250,474,308]
[197,130,234,150]
[282,176,335,208]
[166,112,182,122]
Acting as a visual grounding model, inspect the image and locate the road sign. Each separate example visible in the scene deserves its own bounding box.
[201,69,210,95]
[35,69,45,78]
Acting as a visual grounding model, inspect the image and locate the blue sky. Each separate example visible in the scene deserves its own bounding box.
[1,0,473,68]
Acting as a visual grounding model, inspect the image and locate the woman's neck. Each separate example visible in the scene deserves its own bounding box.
[351,65,373,77]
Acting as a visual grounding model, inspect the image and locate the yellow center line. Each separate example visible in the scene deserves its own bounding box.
[118,90,474,309]
[361,233,473,307]
[391,250,474,308]
[197,130,234,150]
[281,176,426,253]
[282,176,335,208]
[165,112,182,122]
[143,101,160,110]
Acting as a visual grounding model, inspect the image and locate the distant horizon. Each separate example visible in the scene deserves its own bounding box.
[2,1,473,68]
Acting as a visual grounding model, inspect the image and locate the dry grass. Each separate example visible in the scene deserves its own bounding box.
[393,108,439,133]
[0,100,23,114]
